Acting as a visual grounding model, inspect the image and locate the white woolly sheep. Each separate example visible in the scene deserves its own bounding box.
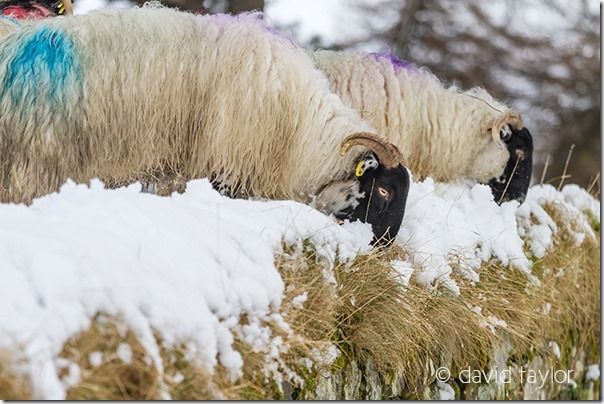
[310,50,533,202]
[0,7,410,241]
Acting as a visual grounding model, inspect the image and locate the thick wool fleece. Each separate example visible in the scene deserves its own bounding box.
[0,8,373,203]
[311,50,524,183]
[0,15,20,37]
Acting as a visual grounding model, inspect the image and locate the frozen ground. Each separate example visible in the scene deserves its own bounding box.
[0,177,599,398]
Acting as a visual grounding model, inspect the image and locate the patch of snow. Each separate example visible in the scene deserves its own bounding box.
[398,180,599,294]
[436,380,455,400]
[562,184,600,221]
[517,184,598,257]
[311,343,340,368]
[397,178,528,294]
[391,260,415,287]
[56,358,81,389]
[117,343,133,365]
[586,364,600,382]
[291,292,308,309]
[88,352,103,368]
[548,341,561,359]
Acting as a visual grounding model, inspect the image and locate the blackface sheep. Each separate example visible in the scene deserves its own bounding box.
[310,50,534,203]
[489,127,533,203]
[0,7,409,243]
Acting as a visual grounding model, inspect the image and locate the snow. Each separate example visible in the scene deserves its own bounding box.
[88,352,103,367]
[0,176,598,398]
[586,364,600,382]
[56,358,81,390]
[0,179,371,399]
[117,343,133,365]
[517,184,598,259]
[399,180,599,294]
[398,178,529,294]
[548,341,561,359]
[291,292,308,309]
[392,260,415,287]
[436,380,455,400]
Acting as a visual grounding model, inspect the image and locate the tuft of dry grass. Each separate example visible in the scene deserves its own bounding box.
[458,201,600,388]
[55,315,283,400]
[60,317,162,400]
[0,352,32,400]
[333,247,493,394]
[277,244,494,396]
[535,204,600,362]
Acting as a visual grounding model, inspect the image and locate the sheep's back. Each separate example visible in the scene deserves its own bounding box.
[312,50,513,183]
[0,8,370,202]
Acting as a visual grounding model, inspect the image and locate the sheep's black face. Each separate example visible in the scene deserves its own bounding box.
[351,154,410,246]
[489,126,533,204]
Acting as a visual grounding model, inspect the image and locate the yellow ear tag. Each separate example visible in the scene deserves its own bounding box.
[58,2,64,13]
[355,161,365,177]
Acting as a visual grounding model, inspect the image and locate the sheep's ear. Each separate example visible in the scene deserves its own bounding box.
[354,153,379,177]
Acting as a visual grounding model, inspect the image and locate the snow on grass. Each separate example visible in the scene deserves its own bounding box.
[88,352,103,368]
[436,381,455,400]
[517,184,598,258]
[396,180,599,294]
[397,178,528,293]
[0,176,598,398]
[586,364,600,382]
[291,292,308,309]
[0,179,372,399]
[116,343,133,365]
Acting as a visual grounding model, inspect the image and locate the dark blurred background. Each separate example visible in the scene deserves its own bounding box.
[82,0,601,194]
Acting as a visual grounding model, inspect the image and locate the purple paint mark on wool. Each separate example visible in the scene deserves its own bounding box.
[369,52,415,72]
[207,12,295,45]
[263,24,293,42]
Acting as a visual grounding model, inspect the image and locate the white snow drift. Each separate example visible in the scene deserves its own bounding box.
[0,177,598,398]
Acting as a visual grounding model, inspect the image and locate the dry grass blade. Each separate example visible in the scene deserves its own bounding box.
[557,144,575,190]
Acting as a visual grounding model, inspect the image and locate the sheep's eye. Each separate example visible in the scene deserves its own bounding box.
[377,186,390,199]
[500,125,512,142]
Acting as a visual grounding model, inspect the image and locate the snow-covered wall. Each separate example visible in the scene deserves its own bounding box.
[0,177,599,399]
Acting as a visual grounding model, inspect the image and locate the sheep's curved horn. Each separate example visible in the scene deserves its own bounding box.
[340,133,403,169]
[491,111,524,145]
[62,0,73,15]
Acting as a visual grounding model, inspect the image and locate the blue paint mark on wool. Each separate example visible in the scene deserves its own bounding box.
[1,26,81,111]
